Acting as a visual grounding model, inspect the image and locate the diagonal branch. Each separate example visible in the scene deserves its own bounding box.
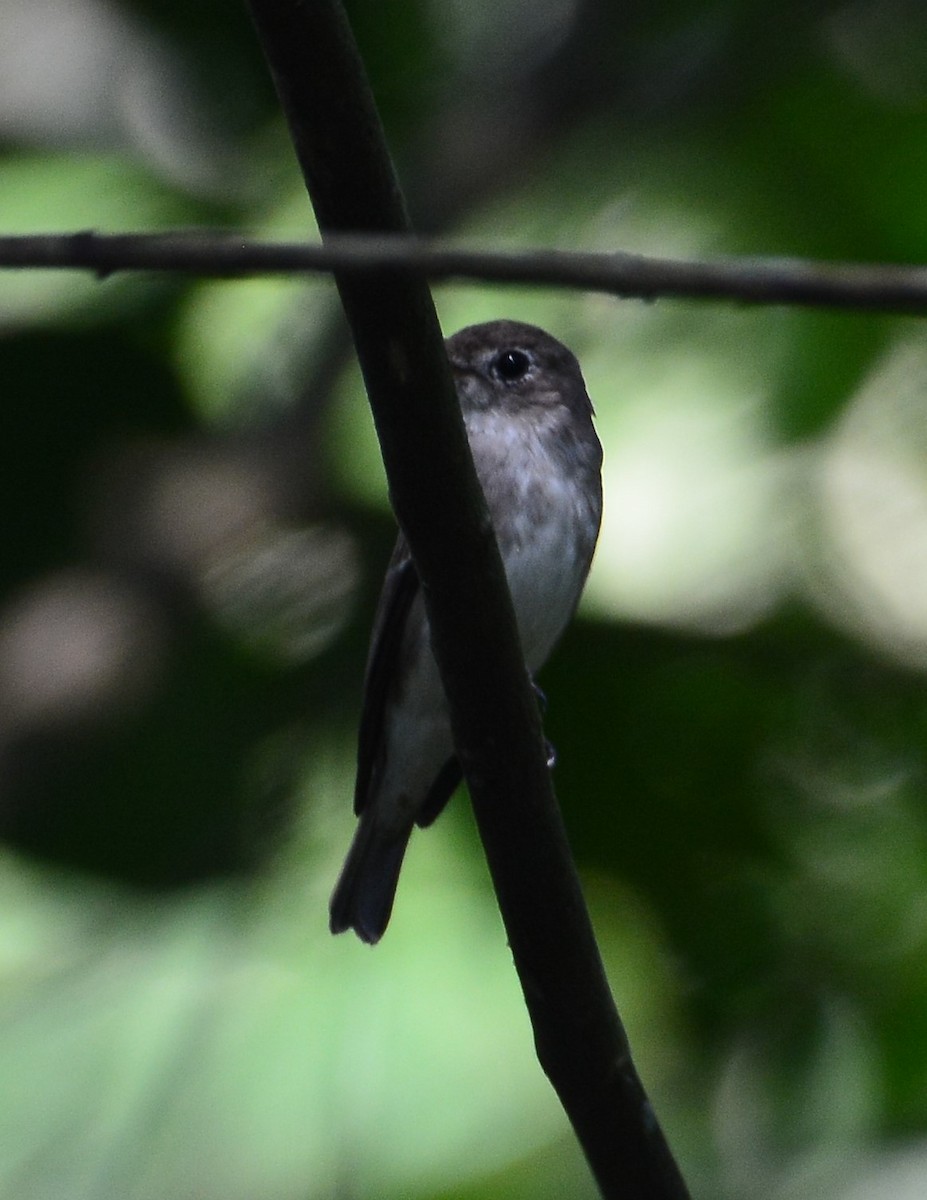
[1,230,927,313]
[246,2,690,1197]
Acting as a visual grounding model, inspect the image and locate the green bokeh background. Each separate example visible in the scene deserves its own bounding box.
[2,1,927,1197]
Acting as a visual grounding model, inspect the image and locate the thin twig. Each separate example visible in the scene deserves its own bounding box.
[1,230,927,313]
[244,0,691,1197]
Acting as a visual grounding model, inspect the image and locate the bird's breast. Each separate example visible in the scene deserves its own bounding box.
[468,408,600,672]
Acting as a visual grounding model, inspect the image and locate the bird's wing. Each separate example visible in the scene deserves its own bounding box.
[354,534,420,814]
[416,757,463,827]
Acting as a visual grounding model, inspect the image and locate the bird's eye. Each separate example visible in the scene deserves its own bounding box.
[491,348,532,383]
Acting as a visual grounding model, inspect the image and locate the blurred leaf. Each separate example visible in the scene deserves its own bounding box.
[173,189,336,426]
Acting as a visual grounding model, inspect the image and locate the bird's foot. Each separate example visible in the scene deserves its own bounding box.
[529,678,555,767]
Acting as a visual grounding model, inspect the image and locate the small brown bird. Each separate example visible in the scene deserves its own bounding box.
[330,320,603,943]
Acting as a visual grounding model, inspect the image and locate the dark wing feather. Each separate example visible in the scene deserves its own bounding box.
[415,757,462,827]
[354,535,420,814]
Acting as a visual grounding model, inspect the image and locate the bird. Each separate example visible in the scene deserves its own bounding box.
[329,319,603,943]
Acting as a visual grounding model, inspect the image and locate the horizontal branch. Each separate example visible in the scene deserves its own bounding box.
[2,230,927,313]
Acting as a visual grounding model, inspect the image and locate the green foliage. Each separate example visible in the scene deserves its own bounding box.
[2,1,927,1197]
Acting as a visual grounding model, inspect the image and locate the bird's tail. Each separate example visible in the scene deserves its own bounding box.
[329,814,412,944]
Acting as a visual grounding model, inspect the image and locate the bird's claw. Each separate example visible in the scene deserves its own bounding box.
[529,677,555,766]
